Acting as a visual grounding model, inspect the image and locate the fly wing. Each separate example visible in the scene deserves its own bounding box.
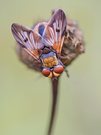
[11,23,43,60]
[43,9,67,53]
[49,9,67,37]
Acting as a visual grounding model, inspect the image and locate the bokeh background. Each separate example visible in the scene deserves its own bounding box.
[0,0,101,135]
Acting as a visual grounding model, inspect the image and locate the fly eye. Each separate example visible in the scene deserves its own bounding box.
[54,65,64,74]
[42,68,52,78]
[42,68,50,77]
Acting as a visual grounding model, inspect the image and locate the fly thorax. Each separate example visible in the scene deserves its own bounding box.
[41,52,58,68]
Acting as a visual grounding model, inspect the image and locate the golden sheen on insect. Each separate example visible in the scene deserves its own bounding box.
[11,9,85,79]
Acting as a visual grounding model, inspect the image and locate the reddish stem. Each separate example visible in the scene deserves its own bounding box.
[47,77,59,135]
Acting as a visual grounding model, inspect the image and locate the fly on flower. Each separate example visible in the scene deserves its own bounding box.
[11,9,85,135]
[11,9,85,79]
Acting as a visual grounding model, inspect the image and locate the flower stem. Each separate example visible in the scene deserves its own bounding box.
[47,77,59,135]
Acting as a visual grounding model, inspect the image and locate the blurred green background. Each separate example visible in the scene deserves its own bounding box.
[0,0,101,135]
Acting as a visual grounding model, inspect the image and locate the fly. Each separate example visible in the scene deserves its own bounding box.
[11,9,85,135]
